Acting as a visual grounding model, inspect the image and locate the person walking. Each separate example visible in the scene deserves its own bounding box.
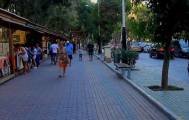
[78,48,83,61]
[32,46,37,68]
[65,41,73,66]
[35,43,42,67]
[87,42,94,61]
[50,41,59,65]
[58,41,69,77]
[25,46,33,70]
[18,45,29,74]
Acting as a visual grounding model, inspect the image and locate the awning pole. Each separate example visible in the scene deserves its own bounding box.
[8,24,15,73]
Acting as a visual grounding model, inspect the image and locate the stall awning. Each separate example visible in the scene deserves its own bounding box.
[0,8,63,39]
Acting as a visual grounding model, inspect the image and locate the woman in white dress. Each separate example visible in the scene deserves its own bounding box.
[18,46,29,74]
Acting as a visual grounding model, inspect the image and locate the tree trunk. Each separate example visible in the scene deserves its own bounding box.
[161,39,171,90]
[98,36,102,54]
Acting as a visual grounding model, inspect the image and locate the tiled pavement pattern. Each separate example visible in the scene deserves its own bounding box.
[130,54,189,120]
[104,53,188,120]
[0,55,171,120]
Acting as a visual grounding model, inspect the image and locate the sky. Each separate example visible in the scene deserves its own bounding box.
[91,0,97,3]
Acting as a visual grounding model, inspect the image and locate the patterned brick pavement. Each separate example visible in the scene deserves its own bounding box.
[0,55,171,120]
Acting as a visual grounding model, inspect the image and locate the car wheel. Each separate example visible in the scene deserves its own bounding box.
[178,52,184,58]
[174,52,179,57]
[149,53,153,58]
[170,55,174,59]
[0,70,3,78]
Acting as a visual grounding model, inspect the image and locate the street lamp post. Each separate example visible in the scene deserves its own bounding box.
[91,0,101,54]
[97,0,102,54]
[122,0,127,50]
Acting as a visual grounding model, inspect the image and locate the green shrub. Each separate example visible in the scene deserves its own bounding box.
[112,48,121,63]
[121,49,139,66]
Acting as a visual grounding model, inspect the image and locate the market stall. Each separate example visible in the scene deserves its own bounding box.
[0,8,64,80]
[0,56,11,77]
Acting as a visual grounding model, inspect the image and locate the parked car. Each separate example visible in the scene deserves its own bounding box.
[129,42,143,52]
[173,40,189,58]
[149,44,175,59]
[143,43,153,53]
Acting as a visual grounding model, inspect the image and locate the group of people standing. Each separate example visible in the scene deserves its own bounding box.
[15,43,42,74]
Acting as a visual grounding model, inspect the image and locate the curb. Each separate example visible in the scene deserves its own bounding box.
[0,74,15,85]
[0,58,49,86]
[95,55,179,120]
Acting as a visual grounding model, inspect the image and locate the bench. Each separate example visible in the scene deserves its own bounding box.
[114,63,131,79]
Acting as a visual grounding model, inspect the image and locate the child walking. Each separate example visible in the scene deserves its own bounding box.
[78,48,83,61]
[58,41,69,77]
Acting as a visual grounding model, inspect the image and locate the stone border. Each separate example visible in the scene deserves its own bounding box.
[0,58,49,86]
[0,74,15,85]
[95,55,179,120]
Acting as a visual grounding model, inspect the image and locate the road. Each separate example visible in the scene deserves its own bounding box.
[129,53,189,119]
[136,53,188,84]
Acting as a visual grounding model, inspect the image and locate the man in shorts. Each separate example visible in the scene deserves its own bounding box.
[65,41,73,66]
[50,41,59,65]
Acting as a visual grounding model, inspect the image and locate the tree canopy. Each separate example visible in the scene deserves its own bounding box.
[139,0,189,89]
[127,3,154,41]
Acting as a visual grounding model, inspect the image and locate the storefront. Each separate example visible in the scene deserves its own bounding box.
[13,30,28,71]
[0,27,11,78]
[0,28,28,77]
[0,8,63,80]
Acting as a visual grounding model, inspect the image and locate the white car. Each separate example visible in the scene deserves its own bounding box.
[143,45,152,53]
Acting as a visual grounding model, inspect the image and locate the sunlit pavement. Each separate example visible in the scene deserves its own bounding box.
[105,53,189,120]
[0,54,171,120]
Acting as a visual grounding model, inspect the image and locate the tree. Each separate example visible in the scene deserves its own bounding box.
[0,0,11,8]
[98,0,131,45]
[0,0,85,38]
[77,0,96,40]
[46,5,79,34]
[144,0,189,89]
[77,0,129,46]
[126,3,155,41]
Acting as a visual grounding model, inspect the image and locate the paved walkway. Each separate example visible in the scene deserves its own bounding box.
[101,53,188,120]
[0,54,171,120]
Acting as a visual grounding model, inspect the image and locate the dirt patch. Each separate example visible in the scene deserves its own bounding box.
[148,85,184,91]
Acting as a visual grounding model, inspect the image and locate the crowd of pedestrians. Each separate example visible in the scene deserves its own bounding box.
[49,40,73,77]
[15,43,42,74]
[14,39,96,77]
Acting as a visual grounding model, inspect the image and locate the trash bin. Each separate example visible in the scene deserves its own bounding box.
[104,45,112,63]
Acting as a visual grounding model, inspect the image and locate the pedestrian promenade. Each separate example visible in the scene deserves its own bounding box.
[98,53,188,120]
[0,54,171,120]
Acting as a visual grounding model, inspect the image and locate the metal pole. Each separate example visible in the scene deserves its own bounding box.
[122,0,127,50]
[98,0,102,54]
[8,24,15,73]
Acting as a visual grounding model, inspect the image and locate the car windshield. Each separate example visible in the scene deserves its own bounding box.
[131,42,140,46]
[179,40,188,48]
[153,43,162,48]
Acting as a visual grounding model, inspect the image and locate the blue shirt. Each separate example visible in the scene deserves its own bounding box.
[66,43,73,55]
